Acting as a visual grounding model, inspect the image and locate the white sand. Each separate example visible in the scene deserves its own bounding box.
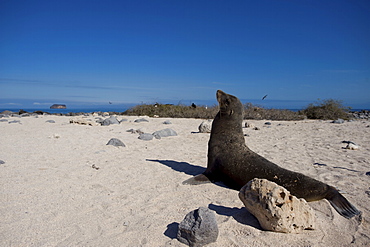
[1,115,369,246]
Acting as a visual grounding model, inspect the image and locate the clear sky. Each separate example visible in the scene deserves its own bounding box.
[1,0,369,110]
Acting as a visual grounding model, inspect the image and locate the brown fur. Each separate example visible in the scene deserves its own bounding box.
[185,90,361,219]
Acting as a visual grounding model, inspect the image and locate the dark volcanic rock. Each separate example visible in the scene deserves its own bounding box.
[177,207,218,247]
[50,104,67,109]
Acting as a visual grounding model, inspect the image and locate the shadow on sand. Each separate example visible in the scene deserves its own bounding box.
[146,159,206,176]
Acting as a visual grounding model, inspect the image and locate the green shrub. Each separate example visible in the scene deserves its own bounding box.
[300,99,351,120]
[123,104,218,119]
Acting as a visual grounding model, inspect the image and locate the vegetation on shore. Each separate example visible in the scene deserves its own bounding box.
[123,98,351,121]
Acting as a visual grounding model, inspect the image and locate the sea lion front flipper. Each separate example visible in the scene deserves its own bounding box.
[182,174,211,185]
[326,187,361,219]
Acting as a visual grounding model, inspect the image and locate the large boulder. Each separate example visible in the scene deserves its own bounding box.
[239,178,315,233]
[177,207,218,247]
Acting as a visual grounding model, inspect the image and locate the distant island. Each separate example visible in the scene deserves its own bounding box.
[50,104,67,109]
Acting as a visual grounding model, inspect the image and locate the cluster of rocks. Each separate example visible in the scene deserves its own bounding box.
[0,110,127,118]
[177,179,316,246]
[351,110,370,120]
[137,128,178,141]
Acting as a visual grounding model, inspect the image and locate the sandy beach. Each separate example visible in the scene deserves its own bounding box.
[1,114,369,246]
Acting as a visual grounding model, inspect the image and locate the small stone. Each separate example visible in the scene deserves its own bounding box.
[245,122,255,128]
[53,133,61,139]
[332,119,345,124]
[70,118,100,126]
[163,120,172,124]
[152,128,177,139]
[253,127,260,130]
[239,178,315,233]
[0,119,8,122]
[126,129,144,134]
[198,120,212,133]
[134,118,149,123]
[265,122,272,125]
[101,116,120,126]
[345,143,359,150]
[138,133,154,141]
[0,160,5,164]
[177,207,218,247]
[106,138,126,147]
[8,120,21,124]
[45,120,55,123]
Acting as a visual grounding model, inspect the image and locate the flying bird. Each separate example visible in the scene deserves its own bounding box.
[262,94,268,100]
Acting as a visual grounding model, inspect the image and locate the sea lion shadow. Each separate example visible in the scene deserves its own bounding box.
[208,204,262,230]
[163,222,179,239]
[146,159,206,176]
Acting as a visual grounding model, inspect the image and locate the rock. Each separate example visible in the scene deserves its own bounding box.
[101,116,120,126]
[0,160,5,164]
[345,143,359,150]
[50,104,67,109]
[138,133,154,141]
[126,129,144,134]
[152,128,177,139]
[342,141,360,150]
[106,138,126,147]
[52,133,61,139]
[0,119,8,122]
[239,178,315,233]
[163,120,172,124]
[134,118,149,123]
[198,120,212,133]
[8,120,21,124]
[245,122,255,128]
[332,119,345,124]
[265,122,272,125]
[177,207,218,247]
[253,127,260,130]
[70,118,100,126]
[119,118,128,123]
[45,120,55,123]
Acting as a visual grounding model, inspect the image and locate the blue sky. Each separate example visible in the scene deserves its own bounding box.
[1,0,369,110]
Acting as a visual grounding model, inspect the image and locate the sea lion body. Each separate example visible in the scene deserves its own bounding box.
[186,90,360,219]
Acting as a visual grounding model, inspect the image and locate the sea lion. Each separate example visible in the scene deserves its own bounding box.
[184,90,361,219]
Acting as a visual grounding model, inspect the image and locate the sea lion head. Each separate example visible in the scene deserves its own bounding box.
[216,90,243,118]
